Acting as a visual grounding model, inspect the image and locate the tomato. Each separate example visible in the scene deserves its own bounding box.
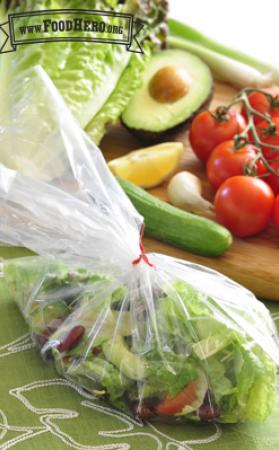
[255,117,279,161]
[242,91,270,125]
[214,176,275,237]
[189,109,246,162]
[273,195,279,232]
[206,140,262,190]
[241,91,279,126]
[266,161,279,195]
[155,383,196,416]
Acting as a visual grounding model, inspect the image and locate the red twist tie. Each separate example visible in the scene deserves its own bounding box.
[132,225,154,268]
[132,241,154,268]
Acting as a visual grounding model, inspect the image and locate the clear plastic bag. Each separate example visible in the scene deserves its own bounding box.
[0,67,278,423]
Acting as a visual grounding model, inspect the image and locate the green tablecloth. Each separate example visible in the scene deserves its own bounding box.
[0,248,278,450]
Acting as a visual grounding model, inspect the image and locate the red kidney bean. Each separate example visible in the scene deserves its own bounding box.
[58,325,85,352]
[36,317,65,349]
[199,404,220,422]
[132,401,154,419]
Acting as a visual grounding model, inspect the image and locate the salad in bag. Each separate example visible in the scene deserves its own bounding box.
[0,67,278,423]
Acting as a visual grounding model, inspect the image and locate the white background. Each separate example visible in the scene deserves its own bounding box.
[169,0,279,66]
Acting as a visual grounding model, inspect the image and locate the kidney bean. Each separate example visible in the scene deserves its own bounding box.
[132,401,154,419]
[198,404,220,421]
[58,325,85,352]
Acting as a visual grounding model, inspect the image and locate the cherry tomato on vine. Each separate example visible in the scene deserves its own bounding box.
[189,109,246,162]
[273,195,279,232]
[214,176,275,237]
[256,117,279,161]
[241,91,279,125]
[206,140,264,190]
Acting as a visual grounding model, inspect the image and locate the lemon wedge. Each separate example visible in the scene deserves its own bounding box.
[108,142,184,188]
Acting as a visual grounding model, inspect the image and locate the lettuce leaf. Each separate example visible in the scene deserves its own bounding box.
[69,356,133,405]
[158,280,278,422]
[219,343,277,423]
[1,0,168,144]
[86,48,150,143]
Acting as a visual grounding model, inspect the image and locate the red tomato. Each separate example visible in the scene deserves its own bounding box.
[273,195,279,232]
[242,91,270,125]
[241,91,279,125]
[206,140,262,190]
[266,161,279,195]
[214,176,275,237]
[256,117,279,161]
[189,109,246,162]
[156,383,196,416]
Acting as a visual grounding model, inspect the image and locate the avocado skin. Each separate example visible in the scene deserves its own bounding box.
[121,87,214,144]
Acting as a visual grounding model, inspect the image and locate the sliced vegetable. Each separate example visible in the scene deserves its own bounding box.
[189,110,246,162]
[192,334,230,360]
[118,177,232,256]
[108,142,184,189]
[167,171,214,217]
[215,176,275,237]
[156,382,196,416]
[103,337,145,381]
[121,49,213,142]
[168,19,279,88]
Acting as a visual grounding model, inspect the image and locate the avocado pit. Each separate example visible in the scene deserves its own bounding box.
[149,65,190,104]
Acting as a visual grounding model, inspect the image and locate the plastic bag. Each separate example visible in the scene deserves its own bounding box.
[0,67,278,423]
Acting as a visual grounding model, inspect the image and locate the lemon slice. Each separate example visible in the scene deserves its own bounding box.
[108,142,184,188]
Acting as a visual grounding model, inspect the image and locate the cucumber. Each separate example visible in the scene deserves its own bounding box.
[118,178,232,257]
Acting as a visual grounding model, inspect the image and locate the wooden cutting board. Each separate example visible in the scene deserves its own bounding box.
[101,82,279,301]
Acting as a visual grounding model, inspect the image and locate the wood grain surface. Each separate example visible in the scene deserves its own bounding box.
[101,82,279,301]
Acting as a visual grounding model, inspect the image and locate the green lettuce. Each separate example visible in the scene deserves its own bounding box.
[69,356,133,407]
[0,0,168,144]
[3,256,277,423]
[219,343,277,423]
[144,351,197,397]
[158,280,278,422]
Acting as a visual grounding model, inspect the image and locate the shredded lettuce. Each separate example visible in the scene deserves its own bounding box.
[3,257,278,423]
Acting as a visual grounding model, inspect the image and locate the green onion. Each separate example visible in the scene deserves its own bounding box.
[168,19,279,88]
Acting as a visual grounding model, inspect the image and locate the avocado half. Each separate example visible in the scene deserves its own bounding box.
[121,49,213,142]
